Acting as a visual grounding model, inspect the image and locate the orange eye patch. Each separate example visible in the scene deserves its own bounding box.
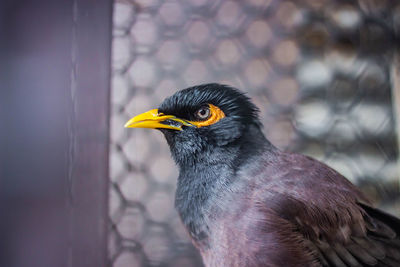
[189,104,225,127]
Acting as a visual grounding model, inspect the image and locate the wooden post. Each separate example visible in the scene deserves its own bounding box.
[0,0,112,266]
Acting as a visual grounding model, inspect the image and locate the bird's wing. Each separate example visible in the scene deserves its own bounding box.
[262,193,400,267]
[318,202,400,267]
[256,153,400,267]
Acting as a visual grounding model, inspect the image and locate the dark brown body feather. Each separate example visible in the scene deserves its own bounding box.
[196,151,400,267]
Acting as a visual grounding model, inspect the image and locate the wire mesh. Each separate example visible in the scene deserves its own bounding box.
[109,0,400,266]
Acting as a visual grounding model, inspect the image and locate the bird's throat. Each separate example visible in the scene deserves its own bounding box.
[175,152,236,245]
[174,127,275,246]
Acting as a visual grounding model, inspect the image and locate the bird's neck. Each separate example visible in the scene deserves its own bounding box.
[174,125,276,245]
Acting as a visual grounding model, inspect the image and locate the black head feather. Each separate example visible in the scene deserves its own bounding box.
[159,83,261,127]
[157,83,266,166]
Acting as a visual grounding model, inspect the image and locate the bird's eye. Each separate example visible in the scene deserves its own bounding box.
[189,104,225,127]
[195,106,211,120]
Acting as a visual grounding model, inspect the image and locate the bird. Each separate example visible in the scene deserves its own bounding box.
[124,83,400,267]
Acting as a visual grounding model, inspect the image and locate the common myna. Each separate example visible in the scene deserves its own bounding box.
[125,83,400,267]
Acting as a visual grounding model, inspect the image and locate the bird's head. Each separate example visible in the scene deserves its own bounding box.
[125,83,265,165]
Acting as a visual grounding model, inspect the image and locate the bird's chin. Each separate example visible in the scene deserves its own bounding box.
[158,128,178,147]
[158,127,176,135]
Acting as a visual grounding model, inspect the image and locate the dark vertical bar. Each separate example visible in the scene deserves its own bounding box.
[0,0,112,266]
[69,0,112,266]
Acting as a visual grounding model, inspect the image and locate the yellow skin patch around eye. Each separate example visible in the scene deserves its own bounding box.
[189,104,226,128]
[124,104,225,130]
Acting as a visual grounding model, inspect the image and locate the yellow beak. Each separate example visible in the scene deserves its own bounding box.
[124,109,193,131]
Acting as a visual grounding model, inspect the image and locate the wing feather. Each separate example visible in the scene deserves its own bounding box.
[256,152,400,266]
[308,203,400,266]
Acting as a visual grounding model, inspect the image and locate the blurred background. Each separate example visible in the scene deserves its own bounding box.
[109,0,400,267]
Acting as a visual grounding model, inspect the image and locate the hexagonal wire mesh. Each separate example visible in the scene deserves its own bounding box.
[109,0,400,266]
